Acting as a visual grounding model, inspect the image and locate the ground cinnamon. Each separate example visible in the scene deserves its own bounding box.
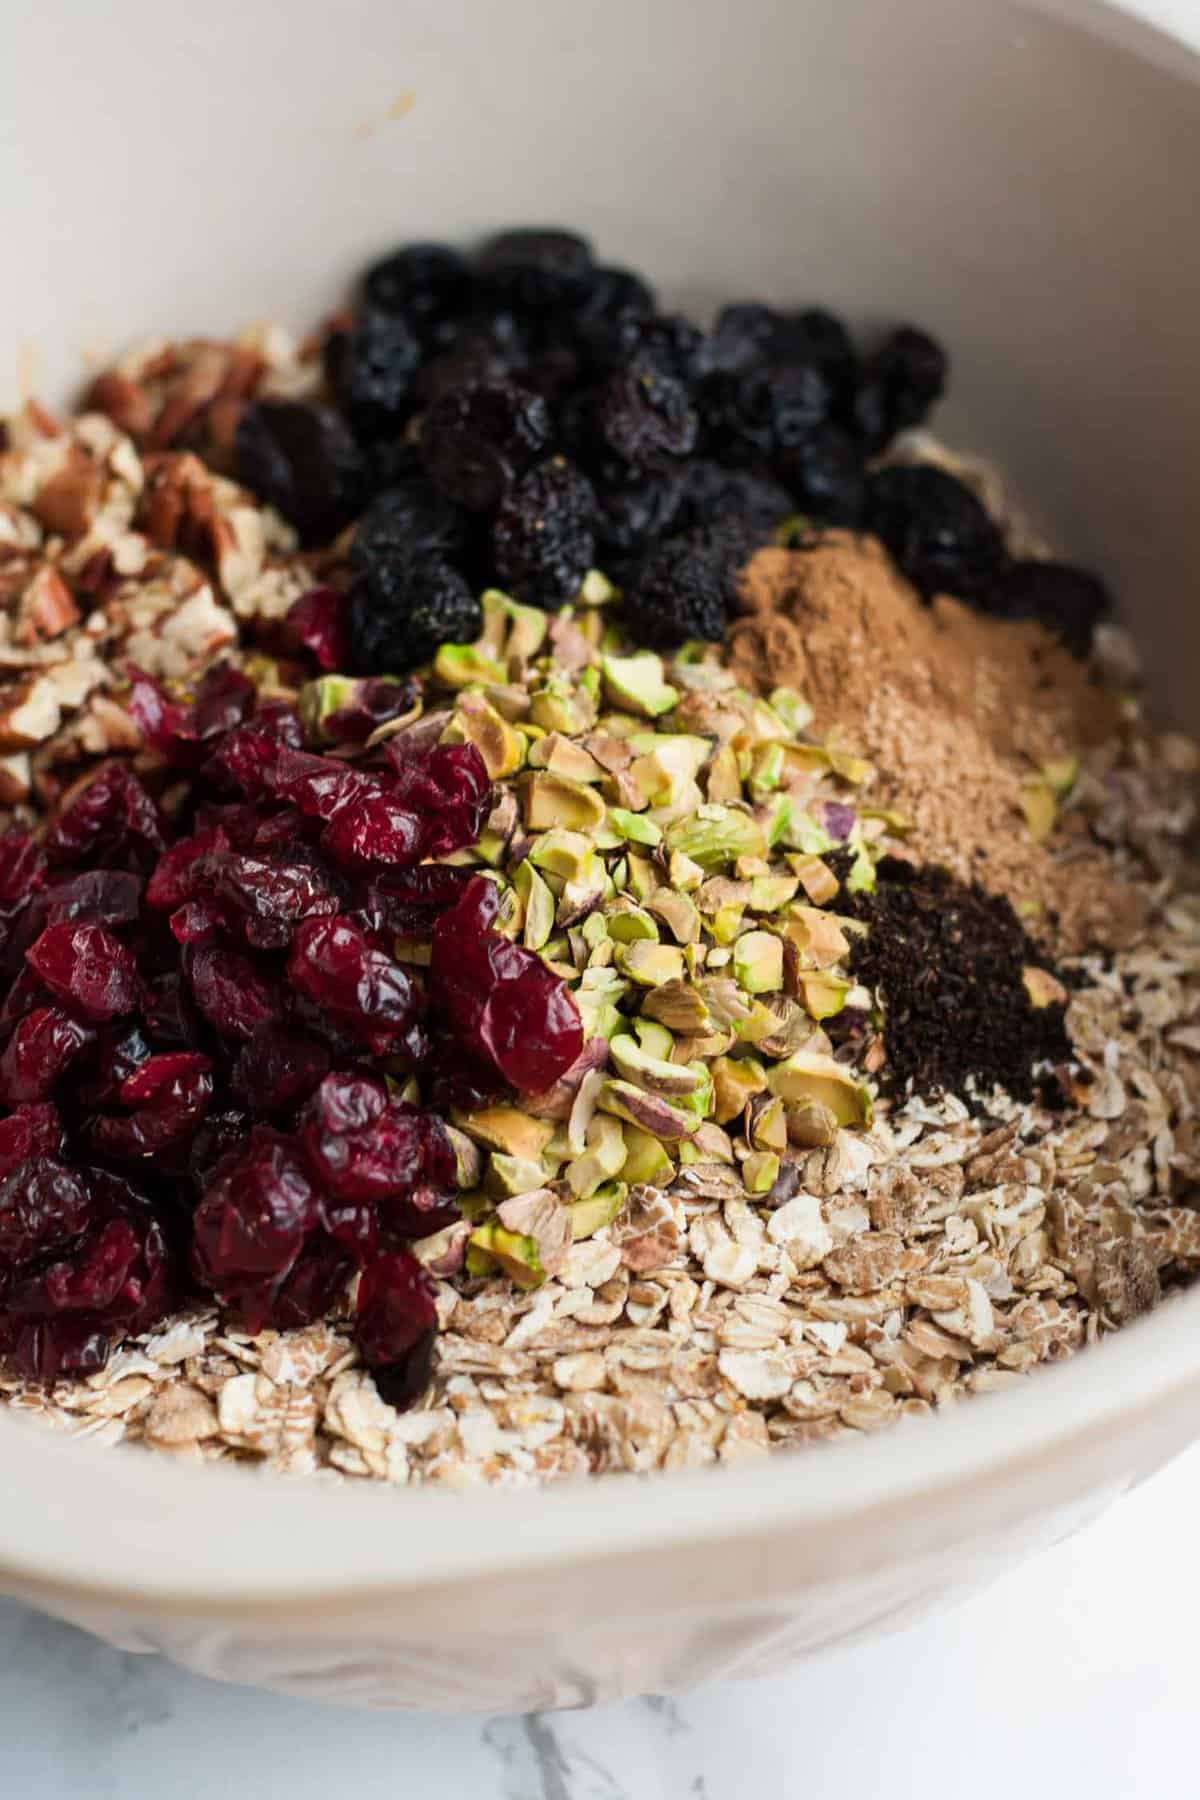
[727,536,1144,949]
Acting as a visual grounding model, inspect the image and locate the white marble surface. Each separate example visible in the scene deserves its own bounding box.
[1,1444,1197,1799]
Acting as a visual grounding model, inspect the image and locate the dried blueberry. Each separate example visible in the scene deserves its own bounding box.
[774,424,866,526]
[346,556,481,675]
[476,227,594,313]
[864,464,1007,601]
[350,480,469,571]
[420,380,551,511]
[325,308,422,441]
[984,559,1110,657]
[674,460,792,537]
[363,242,473,338]
[852,327,948,453]
[622,525,749,647]
[492,457,596,607]
[699,361,830,464]
[234,400,367,544]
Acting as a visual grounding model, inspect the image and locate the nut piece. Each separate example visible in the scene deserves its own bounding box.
[710,1055,768,1124]
[615,941,685,986]
[454,1107,556,1160]
[522,769,607,832]
[667,806,768,868]
[600,651,678,718]
[733,930,784,994]
[597,1080,697,1141]
[768,1052,873,1128]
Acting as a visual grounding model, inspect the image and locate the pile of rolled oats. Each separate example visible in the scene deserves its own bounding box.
[1,544,1197,1488]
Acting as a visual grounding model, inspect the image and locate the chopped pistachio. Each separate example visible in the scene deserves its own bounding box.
[454,1107,555,1159]
[709,904,744,946]
[434,643,507,689]
[615,940,685,986]
[748,1093,789,1152]
[570,1183,628,1240]
[608,807,663,847]
[513,858,556,951]
[710,1054,768,1123]
[466,1222,545,1288]
[623,851,659,902]
[785,1100,841,1147]
[620,1122,674,1185]
[769,687,814,735]
[733,929,784,994]
[529,828,597,883]
[668,850,704,892]
[703,743,744,804]
[597,1079,697,1141]
[742,1150,780,1194]
[748,741,786,799]
[845,844,877,894]
[298,674,356,742]
[748,873,800,913]
[796,972,852,1020]
[610,1032,702,1097]
[646,886,701,945]
[767,1051,873,1127]
[1021,777,1057,842]
[667,805,767,867]
[786,853,840,905]
[485,1153,551,1199]
[641,979,712,1033]
[1023,965,1068,1008]
[606,903,660,944]
[579,568,618,606]
[527,733,605,782]
[529,682,594,736]
[442,692,525,778]
[522,770,607,832]
[565,1113,628,1198]
[487,589,549,662]
[442,1124,484,1190]
[781,904,852,968]
[600,652,679,719]
[1042,754,1080,798]
[634,1019,675,1058]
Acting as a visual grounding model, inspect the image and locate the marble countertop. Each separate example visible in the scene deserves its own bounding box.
[1,1444,1196,1799]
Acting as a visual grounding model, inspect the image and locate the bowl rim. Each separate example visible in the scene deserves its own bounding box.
[0,1282,1197,1618]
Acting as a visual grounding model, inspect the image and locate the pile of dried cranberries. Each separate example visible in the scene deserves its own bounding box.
[0,664,582,1404]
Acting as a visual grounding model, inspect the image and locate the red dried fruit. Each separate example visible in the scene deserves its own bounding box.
[145,827,230,910]
[86,1051,213,1159]
[354,1250,438,1410]
[0,1007,94,1105]
[132,665,272,771]
[268,1235,354,1328]
[44,763,165,869]
[383,742,491,857]
[0,1157,92,1266]
[0,1103,63,1178]
[430,875,583,1094]
[288,917,422,1056]
[302,1072,457,1215]
[185,944,280,1039]
[322,679,418,746]
[365,863,473,938]
[192,1126,318,1290]
[39,871,144,930]
[27,922,140,1023]
[286,585,348,671]
[192,851,342,927]
[269,748,381,822]
[230,1024,330,1117]
[320,792,425,871]
[0,827,48,908]
[10,1318,112,1382]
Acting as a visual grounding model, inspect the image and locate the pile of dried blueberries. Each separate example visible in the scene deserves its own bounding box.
[234,227,1108,669]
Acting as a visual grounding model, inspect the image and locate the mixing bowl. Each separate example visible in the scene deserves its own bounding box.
[1,0,1198,1712]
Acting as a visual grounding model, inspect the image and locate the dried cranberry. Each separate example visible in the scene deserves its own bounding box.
[45,764,165,870]
[302,1073,457,1217]
[86,1051,213,1160]
[268,1235,354,1329]
[288,917,423,1056]
[192,1126,318,1291]
[354,1250,438,1409]
[268,748,380,822]
[286,585,349,672]
[0,1104,63,1178]
[27,922,140,1023]
[0,1158,92,1267]
[10,1317,112,1382]
[365,863,473,938]
[320,793,425,872]
[0,1007,94,1105]
[382,742,491,858]
[146,828,231,910]
[192,851,342,927]
[0,828,48,907]
[185,944,280,1039]
[230,1025,330,1117]
[39,871,144,931]
[322,678,419,746]
[430,875,583,1094]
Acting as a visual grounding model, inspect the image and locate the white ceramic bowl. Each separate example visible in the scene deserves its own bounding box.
[2,0,1199,1713]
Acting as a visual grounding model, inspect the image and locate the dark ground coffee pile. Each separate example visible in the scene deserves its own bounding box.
[842,856,1072,1105]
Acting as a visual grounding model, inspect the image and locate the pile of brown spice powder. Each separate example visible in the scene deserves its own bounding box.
[727,534,1145,950]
